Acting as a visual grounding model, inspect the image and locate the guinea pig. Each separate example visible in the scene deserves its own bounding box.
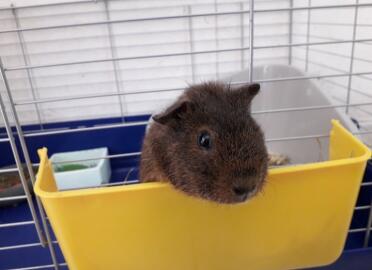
[139,82,268,204]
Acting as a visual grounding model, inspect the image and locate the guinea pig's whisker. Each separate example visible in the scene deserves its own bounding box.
[258,187,266,197]
[123,167,135,184]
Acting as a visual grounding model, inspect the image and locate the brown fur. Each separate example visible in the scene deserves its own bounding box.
[140,82,268,204]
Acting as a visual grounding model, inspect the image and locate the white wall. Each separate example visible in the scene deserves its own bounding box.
[1,0,371,144]
[0,0,290,125]
[291,0,372,145]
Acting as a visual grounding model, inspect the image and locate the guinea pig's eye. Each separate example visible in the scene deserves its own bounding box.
[198,132,212,149]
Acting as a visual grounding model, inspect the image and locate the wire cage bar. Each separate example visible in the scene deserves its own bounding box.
[0,67,46,247]
[2,38,372,72]
[1,2,372,35]
[0,59,60,269]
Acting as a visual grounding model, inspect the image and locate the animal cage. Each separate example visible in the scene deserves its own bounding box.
[1,0,372,269]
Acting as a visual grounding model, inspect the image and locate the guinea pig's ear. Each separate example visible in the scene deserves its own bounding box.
[236,83,260,103]
[152,100,193,127]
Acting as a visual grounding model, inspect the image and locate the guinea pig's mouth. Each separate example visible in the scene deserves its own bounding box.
[172,178,265,204]
[201,185,261,205]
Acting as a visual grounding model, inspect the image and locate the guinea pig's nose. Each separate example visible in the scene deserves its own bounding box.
[233,186,249,197]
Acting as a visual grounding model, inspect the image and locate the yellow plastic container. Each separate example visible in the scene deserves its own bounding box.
[35,120,371,270]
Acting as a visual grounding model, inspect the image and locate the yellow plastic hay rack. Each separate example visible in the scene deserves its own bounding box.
[35,120,371,270]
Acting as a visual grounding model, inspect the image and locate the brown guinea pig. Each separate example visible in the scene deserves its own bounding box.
[139,82,268,204]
